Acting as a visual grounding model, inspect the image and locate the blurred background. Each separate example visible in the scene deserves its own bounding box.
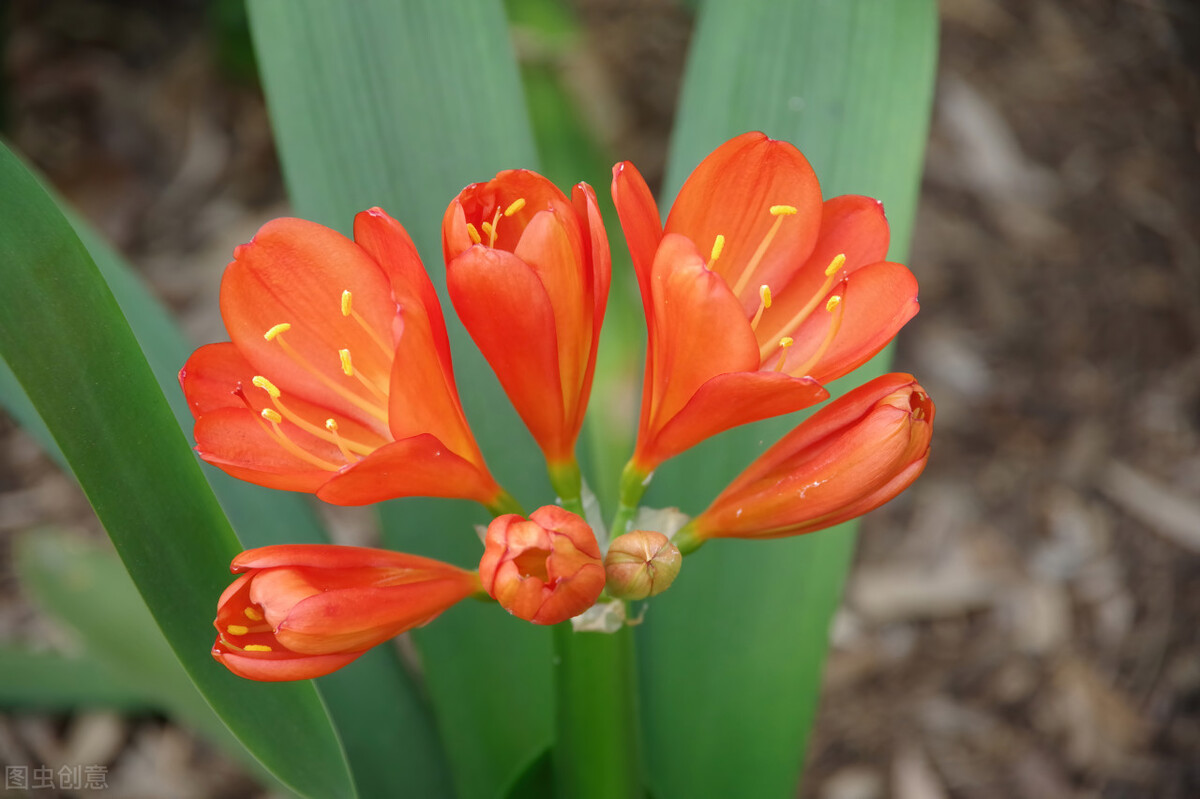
[1,0,1198,797]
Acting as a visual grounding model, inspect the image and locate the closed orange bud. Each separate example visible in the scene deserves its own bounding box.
[212,545,480,681]
[680,373,933,549]
[479,506,606,625]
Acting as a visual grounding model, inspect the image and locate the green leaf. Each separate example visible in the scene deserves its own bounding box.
[247,1,550,796]
[637,2,938,798]
[0,649,156,712]
[0,143,355,799]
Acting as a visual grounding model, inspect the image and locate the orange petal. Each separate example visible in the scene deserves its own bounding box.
[783,262,919,383]
[192,408,335,493]
[213,644,365,682]
[316,433,500,506]
[219,218,396,421]
[642,234,761,438]
[180,342,255,417]
[611,160,663,313]
[232,544,467,573]
[446,246,566,457]
[569,182,612,442]
[354,207,455,377]
[664,132,823,300]
[638,370,829,468]
[278,576,478,654]
[757,194,891,346]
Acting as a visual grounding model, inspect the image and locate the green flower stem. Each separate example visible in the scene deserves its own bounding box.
[484,489,526,518]
[609,460,652,539]
[552,622,644,799]
[549,458,586,517]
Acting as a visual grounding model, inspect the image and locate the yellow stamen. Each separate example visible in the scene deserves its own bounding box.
[774,337,795,372]
[466,223,482,244]
[504,198,526,216]
[481,221,494,239]
[792,292,846,378]
[750,284,772,331]
[244,644,273,652]
[340,288,394,357]
[244,607,263,621]
[269,334,388,424]
[708,234,726,269]
[757,252,848,362]
[731,206,795,298]
[264,323,291,341]
[339,349,354,377]
[255,407,342,471]
[339,348,388,402]
[326,418,358,463]
[487,206,503,246]
[226,625,249,636]
[252,375,280,398]
[825,253,846,277]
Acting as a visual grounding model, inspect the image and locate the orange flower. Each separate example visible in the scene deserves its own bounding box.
[443,170,610,467]
[675,373,933,550]
[212,545,481,681]
[479,505,606,625]
[611,132,920,471]
[179,208,512,511]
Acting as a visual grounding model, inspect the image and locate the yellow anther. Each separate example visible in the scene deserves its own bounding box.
[339,349,354,377]
[481,221,494,238]
[774,337,795,372]
[341,290,353,316]
[252,375,280,398]
[825,295,842,312]
[466,223,482,245]
[261,408,283,424]
[243,607,263,621]
[770,204,798,216]
[226,625,249,636]
[504,198,526,216]
[825,253,846,277]
[709,234,726,264]
[244,644,273,652]
[750,283,773,331]
[264,323,291,341]
[325,418,339,432]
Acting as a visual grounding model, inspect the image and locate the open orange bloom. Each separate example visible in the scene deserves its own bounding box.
[213,545,481,681]
[611,132,920,471]
[443,170,610,466]
[180,208,509,510]
[676,373,933,550]
[479,505,606,625]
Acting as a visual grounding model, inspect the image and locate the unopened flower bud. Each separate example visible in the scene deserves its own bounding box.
[479,506,605,625]
[603,530,681,600]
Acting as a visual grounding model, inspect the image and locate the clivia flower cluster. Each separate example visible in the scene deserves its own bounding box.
[182,132,934,681]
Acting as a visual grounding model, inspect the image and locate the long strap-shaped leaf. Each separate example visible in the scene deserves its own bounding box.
[247,3,552,797]
[0,143,356,799]
[637,2,938,797]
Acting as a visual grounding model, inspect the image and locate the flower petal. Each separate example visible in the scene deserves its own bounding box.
[641,370,829,467]
[213,646,365,682]
[192,408,336,493]
[611,160,663,312]
[219,217,396,428]
[783,261,919,383]
[643,234,762,437]
[316,433,499,506]
[664,132,823,302]
[446,246,566,454]
[233,544,468,573]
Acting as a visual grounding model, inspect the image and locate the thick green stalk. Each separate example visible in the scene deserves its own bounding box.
[552,623,644,799]
[609,460,651,539]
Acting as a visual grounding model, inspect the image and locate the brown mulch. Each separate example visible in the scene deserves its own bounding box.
[2,1,1199,797]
